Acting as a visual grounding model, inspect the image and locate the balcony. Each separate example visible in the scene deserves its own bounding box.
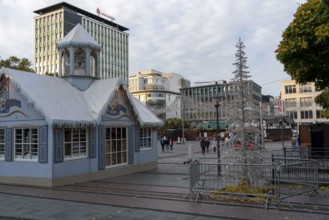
[144,84,165,91]
[146,99,165,108]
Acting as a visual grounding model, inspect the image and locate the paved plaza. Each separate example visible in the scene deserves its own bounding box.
[0,140,328,220]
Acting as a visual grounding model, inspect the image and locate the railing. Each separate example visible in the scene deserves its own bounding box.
[272,146,329,183]
[186,157,319,209]
[274,159,319,205]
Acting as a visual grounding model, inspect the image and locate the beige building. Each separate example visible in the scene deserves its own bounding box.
[280,80,328,124]
[34,2,129,81]
[129,69,190,121]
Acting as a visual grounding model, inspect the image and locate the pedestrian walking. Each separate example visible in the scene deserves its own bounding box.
[200,138,206,155]
[163,136,169,151]
[160,136,165,152]
[212,138,217,152]
[169,137,174,152]
[205,138,210,152]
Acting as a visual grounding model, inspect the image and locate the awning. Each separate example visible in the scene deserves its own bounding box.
[195,121,230,130]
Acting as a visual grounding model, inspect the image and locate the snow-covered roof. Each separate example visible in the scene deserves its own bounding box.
[57,23,101,50]
[0,67,163,127]
[127,92,164,127]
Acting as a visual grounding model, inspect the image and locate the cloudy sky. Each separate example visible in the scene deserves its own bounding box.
[0,0,305,96]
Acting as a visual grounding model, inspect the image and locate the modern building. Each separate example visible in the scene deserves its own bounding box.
[181,80,262,126]
[280,79,329,124]
[34,2,129,81]
[128,69,190,121]
[0,24,162,187]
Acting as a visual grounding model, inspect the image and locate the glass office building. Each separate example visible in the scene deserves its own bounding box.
[34,2,129,81]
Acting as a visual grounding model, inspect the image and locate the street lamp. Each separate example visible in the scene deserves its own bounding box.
[259,102,265,149]
[180,88,185,143]
[280,118,285,149]
[215,81,221,175]
[180,79,189,144]
[215,101,221,175]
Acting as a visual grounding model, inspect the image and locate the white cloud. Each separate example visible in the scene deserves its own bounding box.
[0,0,306,96]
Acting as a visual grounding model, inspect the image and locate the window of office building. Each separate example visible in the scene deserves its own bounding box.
[14,128,38,160]
[316,110,326,119]
[285,85,296,94]
[300,97,313,107]
[285,98,297,108]
[286,111,297,120]
[300,84,312,93]
[301,110,313,119]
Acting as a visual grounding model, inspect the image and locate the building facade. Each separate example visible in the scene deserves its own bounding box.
[181,80,262,126]
[128,69,190,121]
[34,2,129,81]
[280,80,329,124]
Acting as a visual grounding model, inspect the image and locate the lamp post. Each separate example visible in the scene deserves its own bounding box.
[259,102,265,149]
[180,79,188,143]
[215,101,221,175]
[280,118,285,149]
[180,88,185,143]
[215,81,221,175]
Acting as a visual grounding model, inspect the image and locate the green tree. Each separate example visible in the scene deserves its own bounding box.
[276,0,329,113]
[162,118,188,130]
[0,56,34,72]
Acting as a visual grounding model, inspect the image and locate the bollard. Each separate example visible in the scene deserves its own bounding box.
[188,144,193,160]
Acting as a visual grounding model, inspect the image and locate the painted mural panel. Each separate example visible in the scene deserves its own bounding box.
[103,87,137,122]
[0,74,44,122]
[0,75,20,113]
[107,89,127,116]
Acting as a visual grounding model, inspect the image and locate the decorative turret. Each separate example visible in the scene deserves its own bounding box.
[57,24,101,90]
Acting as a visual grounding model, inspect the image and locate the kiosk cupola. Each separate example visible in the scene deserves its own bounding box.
[57,24,101,90]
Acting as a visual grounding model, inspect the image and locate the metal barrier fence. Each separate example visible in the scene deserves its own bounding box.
[275,159,319,204]
[272,146,329,183]
[186,157,319,209]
